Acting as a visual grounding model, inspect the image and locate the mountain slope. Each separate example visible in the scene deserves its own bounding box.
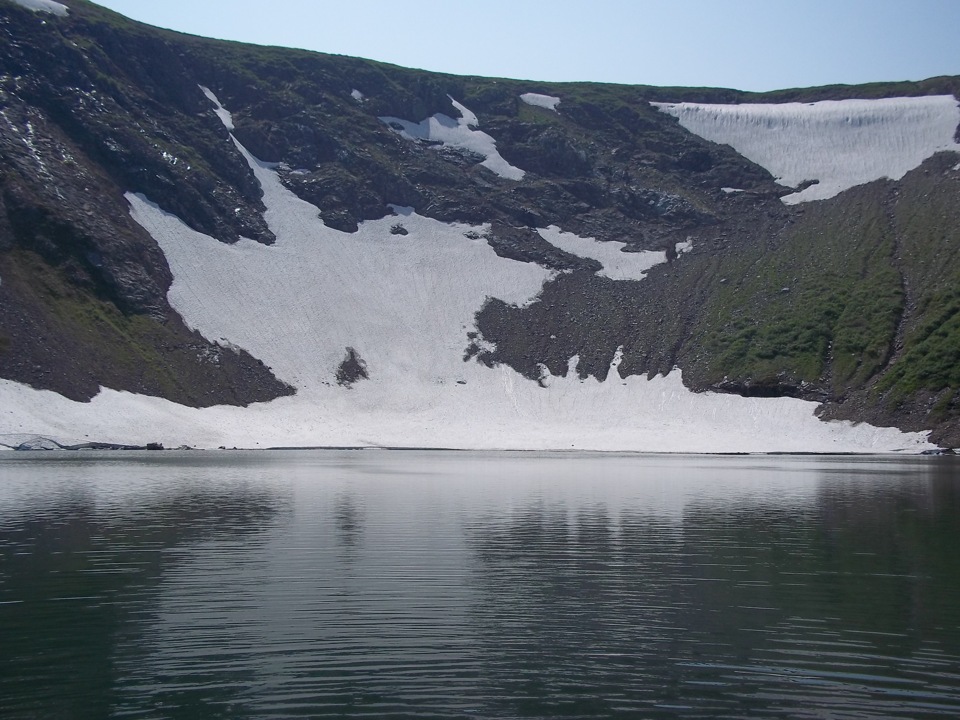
[1,0,958,449]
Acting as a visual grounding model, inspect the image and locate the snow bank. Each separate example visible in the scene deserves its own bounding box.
[0,366,933,453]
[11,0,68,15]
[380,97,525,180]
[539,226,667,281]
[652,96,960,204]
[0,90,936,453]
[521,93,561,111]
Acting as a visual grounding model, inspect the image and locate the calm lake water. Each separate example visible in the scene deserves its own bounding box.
[1,450,959,719]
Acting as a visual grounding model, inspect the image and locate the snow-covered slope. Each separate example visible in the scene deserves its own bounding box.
[11,0,68,16]
[0,90,936,453]
[653,96,960,203]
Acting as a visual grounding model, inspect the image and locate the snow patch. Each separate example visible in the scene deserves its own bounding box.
[652,96,960,204]
[449,98,478,127]
[199,85,235,131]
[351,89,364,102]
[520,93,561,111]
[379,97,525,180]
[540,226,668,281]
[721,187,745,194]
[11,0,68,16]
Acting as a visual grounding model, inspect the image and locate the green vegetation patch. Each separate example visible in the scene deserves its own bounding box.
[691,183,903,394]
[873,155,960,408]
[878,286,960,402]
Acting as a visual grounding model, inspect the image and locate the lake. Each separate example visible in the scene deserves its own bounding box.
[1,451,959,718]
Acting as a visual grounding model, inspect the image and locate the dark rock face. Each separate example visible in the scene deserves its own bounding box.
[473,157,960,446]
[482,223,602,272]
[336,347,369,387]
[475,271,647,383]
[0,3,290,406]
[1,2,958,442]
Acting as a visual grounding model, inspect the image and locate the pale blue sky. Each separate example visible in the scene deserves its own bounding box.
[93,0,960,92]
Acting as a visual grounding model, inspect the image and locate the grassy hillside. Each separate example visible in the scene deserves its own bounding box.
[687,182,903,394]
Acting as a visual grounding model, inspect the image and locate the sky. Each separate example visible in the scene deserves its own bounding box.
[89,1,960,92]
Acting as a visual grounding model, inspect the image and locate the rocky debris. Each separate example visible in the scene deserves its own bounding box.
[1,434,155,451]
[819,385,960,450]
[497,125,592,177]
[710,375,820,400]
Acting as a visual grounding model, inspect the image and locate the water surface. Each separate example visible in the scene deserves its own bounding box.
[1,451,958,718]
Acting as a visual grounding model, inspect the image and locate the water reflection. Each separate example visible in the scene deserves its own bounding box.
[0,451,958,718]
[0,452,286,720]
[334,492,365,549]
[464,455,960,718]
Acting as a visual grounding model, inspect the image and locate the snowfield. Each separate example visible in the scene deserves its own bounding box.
[539,226,670,281]
[11,0,68,16]
[379,97,525,180]
[653,95,960,203]
[199,85,235,131]
[0,89,938,453]
[520,93,561,111]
